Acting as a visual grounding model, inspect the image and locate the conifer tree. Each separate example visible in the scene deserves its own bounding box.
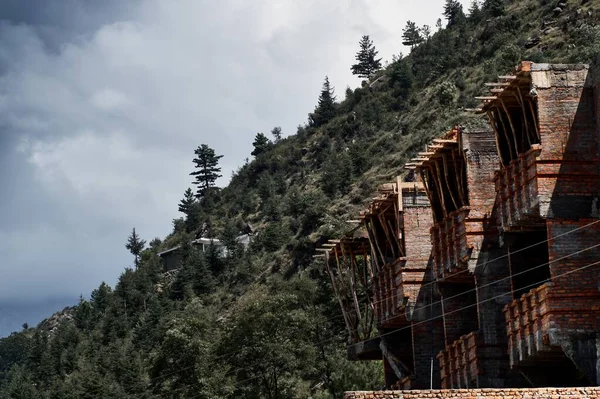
[125,228,146,268]
[350,35,382,79]
[402,21,424,49]
[178,188,196,215]
[271,126,282,143]
[310,76,337,128]
[443,0,465,26]
[190,144,223,200]
[483,0,505,17]
[251,133,271,157]
[469,0,482,19]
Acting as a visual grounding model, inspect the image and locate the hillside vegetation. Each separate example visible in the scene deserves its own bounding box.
[1,1,599,398]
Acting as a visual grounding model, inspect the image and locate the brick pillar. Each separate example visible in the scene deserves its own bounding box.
[410,279,444,389]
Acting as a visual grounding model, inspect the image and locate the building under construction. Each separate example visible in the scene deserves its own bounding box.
[319,61,600,390]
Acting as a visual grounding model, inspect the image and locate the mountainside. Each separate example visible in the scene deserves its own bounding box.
[1,1,599,398]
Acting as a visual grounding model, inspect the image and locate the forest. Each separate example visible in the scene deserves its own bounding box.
[1,0,599,398]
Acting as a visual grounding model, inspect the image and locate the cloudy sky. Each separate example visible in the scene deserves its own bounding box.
[0,0,468,336]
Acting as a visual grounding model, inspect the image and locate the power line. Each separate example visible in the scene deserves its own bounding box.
[177,257,600,399]
[165,250,600,398]
[147,219,600,393]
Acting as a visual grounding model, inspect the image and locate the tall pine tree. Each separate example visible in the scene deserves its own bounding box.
[483,0,505,17]
[350,35,382,79]
[402,21,424,49]
[190,144,223,200]
[125,228,146,268]
[251,133,271,157]
[443,0,465,27]
[309,76,336,128]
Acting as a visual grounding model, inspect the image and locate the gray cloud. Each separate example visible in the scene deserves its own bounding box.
[0,0,467,335]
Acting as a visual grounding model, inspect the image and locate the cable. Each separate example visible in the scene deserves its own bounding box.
[146,221,600,391]
[333,218,600,316]
[365,218,600,298]
[178,257,600,399]
[197,244,600,386]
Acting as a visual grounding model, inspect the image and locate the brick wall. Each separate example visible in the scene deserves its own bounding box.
[532,65,600,219]
[344,387,600,399]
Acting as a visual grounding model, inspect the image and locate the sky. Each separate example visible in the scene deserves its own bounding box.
[0,0,468,337]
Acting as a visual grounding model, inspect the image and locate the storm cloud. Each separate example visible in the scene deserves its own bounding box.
[0,0,466,336]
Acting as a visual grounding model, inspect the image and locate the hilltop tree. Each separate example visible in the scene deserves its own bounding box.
[483,0,505,17]
[178,188,201,233]
[402,21,424,49]
[271,126,282,143]
[125,228,146,268]
[309,76,337,128]
[350,35,382,79]
[178,188,196,215]
[251,133,271,157]
[443,0,465,26]
[190,144,223,200]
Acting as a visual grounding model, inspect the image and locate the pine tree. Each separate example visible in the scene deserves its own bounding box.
[469,0,481,18]
[350,35,382,79]
[443,0,465,26]
[251,133,271,157]
[483,0,505,17]
[402,21,424,49]
[178,188,196,214]
[310,76,337,128]
[190,144,223,200]
[271,126,282,143]
[125,228,146,268]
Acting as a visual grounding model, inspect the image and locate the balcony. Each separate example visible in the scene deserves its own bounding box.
[373,259,408,327]
[494,146,543,231]
[431,207,494,283]
[437,331,482,389]
[503,282,600,385]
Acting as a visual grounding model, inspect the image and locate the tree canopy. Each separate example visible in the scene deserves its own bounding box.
[350,35,382,79]
[190,144,223,200]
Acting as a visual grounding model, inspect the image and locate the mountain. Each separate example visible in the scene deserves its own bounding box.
[1,1,598,398]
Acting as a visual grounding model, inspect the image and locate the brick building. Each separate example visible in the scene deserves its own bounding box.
[320,60,600,392]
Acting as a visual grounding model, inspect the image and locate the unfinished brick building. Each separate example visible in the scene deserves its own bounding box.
[319,180,444,389]
[479,61,600,386]
[321,60,600,393]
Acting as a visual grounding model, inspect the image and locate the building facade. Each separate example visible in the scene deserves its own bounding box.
[321,61,600,391]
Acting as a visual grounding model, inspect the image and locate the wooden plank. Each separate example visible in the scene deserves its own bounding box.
[419,168,436,215]
[495,106,516,161]
[432,160,449,216]
[430,163,448,217]
[397,175,403,212]
[451,149,467,207]
[418,151,436,156]
[475,96,497,101]
[499,97,520,156]
[514,86,532,147]
[498,75,517,80]
[489,88,505,93]
[485,82,510,87]
[324,250,357,342]
[527,98,540,142]
[464,108,483,112]
[441,152,460,210]
[377,211,396,259]
[341,242,363,326]
[486,110,505,167]
[433,139,457,144]
[365,219,385,271]
[428,144,444,149]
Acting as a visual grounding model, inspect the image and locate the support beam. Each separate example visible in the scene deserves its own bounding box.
[499,97,520,155]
